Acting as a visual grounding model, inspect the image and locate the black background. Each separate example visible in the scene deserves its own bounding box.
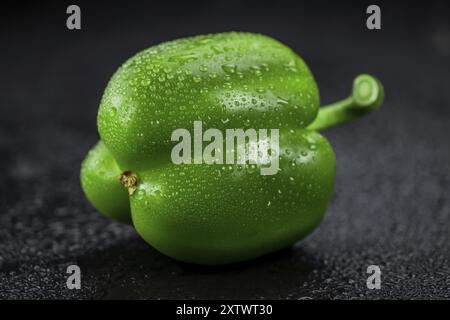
[0,0,449,299]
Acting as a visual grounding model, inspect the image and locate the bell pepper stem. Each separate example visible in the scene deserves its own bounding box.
[307,74,384,131]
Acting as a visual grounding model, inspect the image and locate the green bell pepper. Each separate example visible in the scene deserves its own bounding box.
[80,32,384,264]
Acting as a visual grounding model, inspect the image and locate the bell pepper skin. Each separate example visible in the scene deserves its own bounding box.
[80,141,131,223]
[131,129,335,264]
[97,32,319,171]
[80,32,384,264]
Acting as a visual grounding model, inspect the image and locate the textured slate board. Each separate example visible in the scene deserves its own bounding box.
[0,1,449,299]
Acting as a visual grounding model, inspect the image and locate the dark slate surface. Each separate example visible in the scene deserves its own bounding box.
[0,1,449,299]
